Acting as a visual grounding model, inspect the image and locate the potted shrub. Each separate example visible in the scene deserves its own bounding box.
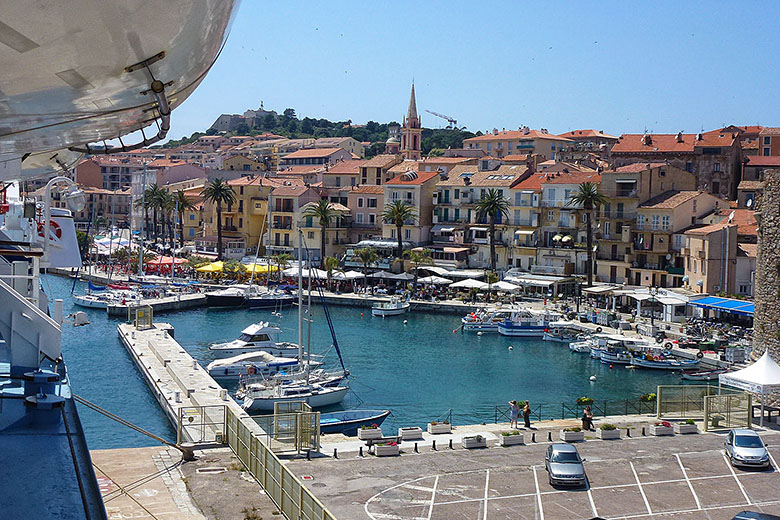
[560,427,585,442]
[462,434,487,449]
[427,420,452,434]
[358,423,383,440]
[398,426,423,440]
[374,441,400,457]
[675,419,698,434]
[639,393,657,403]
[650,421,674,436]
[499,430,524,447]
[597,423,620,440]
[576,396,594,406]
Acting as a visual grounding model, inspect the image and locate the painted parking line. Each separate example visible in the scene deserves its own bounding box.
[482,470,489,520]
[674,453,701,510]
[629,461,652,515]
[586,484,598,519]
[723,453,752,505]
[425,475,438,520]
[610,499,780,519]
[532,466,544,520]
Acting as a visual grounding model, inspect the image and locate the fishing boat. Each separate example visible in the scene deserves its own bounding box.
[206,351,311,381]
[461,307,513,332]
[371,297,410,317]
[600,341,634,365]
[681,368,728,381]
[543,321,588,344]
[208,322,302,358]
[497,309,557,337]
[631,354,700,371]
[320,409,391,435]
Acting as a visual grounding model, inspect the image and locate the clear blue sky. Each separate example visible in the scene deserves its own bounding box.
[167,1,780,141]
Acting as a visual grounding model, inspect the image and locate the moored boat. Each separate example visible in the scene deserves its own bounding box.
[206,351,310,381]
[681,368,729,381]
[497,309,557,337]
[205,284,253,307]
[461,307,513,332]
[208,322,303,358]
[241,382,350,411]
[372,297,410,317]
[543,321,588,344]
[319,409,391,435]
[631,355,700,370]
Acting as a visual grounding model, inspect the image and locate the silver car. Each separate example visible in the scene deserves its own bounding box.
[725,429,771,469]
[545,443,587,487]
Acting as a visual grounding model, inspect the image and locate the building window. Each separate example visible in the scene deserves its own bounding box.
[454,189,460,200]
[358,198,364,208]
[712,181,720,194]
[685,162,694,173]
[391,192,399,200]
[714,162,720,172]
[547,210,555,221]
[764,136,771,145]
[335,177,341,187]
[487,143,492,151]
[661,215,670,231]
[356,213,364,223]
[764,147,771,156]
[651,215,659,230]
[368,198,377,208]
[404,229,411,239]
[368,213,376,224]
[637,215,645,229]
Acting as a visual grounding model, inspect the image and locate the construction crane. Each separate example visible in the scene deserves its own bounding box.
[425,109,458,129]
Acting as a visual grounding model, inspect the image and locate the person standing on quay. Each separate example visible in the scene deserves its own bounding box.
[508,400,520,429]
[523,401,531,428]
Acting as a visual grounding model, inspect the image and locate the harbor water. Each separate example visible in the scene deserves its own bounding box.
[45,274,684,449]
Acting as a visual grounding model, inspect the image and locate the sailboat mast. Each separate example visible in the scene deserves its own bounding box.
[138,163,146,278]
[306,262,312,384]
[297,230,303,362]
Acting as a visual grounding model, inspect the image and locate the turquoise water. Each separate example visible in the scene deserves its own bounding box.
[44,274,682,449]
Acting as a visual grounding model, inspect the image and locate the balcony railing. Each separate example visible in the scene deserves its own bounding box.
[511,217,537,226]
[541,199,569,208]
[557,220,575,228]
[596,210,636,220]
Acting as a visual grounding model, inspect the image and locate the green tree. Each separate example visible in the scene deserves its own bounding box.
[475,188,510,272]
[201,178,236,260]
[174,189,197,249]
[303,199,338,268]
[235,122,250,135]
[355,247,378,289]
[406,248,433,287]
[567,181,608,286]
[261,113,276,130]
[144,184,166,243]
[382,200,416,259]
[158,189,176,249]
[272,253,293,282]
[324,256,340,291]
[223,259,246,279]
[186,254,211,268]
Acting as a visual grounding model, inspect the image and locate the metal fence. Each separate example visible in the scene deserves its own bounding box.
[177,405,227,444]
[704,393,751,432]
[225,406,336,520]
[253,411,321,455]
[493,399,656,423]
[657,385,743,420]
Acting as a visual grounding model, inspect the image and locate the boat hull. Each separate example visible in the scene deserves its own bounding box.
[372,306,409,317]
[631,358,700,370]
[246,296,295,309]
[242,386,349,411]
[497,325,546,337]
[320,409,391,435]
[73,296,108,309]
[205,294,246,307]
[681,369,727,381]
[462,321,501,332]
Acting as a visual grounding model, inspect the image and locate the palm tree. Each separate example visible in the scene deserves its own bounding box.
[159,190,176,250]
[324,256,340,291]
[201,178,236,260]
[382,200,416,259]
[355,247,378,289]
[272,253,293,282]
[406,248,433,287]
[567,181,608,287]
[303,199,338,268]
[146,184,165,243]
[475,188,510,272]
[174,189,197,250]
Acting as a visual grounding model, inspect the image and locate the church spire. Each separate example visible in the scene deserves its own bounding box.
[407,83,418,120]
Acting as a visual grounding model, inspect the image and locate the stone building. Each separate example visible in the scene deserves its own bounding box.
[752,169,780,362]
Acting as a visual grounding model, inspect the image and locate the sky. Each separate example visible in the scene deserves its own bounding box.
[166,1,780,142]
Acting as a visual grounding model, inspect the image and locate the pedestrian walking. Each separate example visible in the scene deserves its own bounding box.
[523,401,531,428]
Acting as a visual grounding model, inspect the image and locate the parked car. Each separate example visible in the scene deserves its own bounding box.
[732,512,780,520]
[724,429,771,469]
[544,443,587,487]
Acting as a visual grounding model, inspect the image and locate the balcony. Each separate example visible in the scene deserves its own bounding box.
[272,223,292,230]
[541,199,568,208]
[600,188,638,198]
[667,266,684,275]
[557,220,576,228]
[596,210,636,220]
[511,217,537,226]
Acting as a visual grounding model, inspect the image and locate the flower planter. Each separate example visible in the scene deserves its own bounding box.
[650,424,674,436]
[358,427,383,440]
[560,430,585,442]
[597,428,621,440]
[375,444,400,457]
[399,427,423,440]
[500,434,524,447]
[675,423,698,435]
[462,436,487,449]
[427,423,452,435]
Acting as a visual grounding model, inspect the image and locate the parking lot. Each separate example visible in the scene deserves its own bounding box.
[287,429,780,519]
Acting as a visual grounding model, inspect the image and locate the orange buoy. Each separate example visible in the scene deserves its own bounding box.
[609,364,613,369]
[360,313,364,317]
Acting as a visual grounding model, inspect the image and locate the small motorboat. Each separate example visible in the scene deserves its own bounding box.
[461,307,513,332]
[245,290,296,309]
[543,321,588,344]
[497,309,557,337]
[681,368,728,381]
[206,351,309,381]
[319,409,391,435]
[208,322,302,358]
[241,382,349,412]
[630,355,700,371]
[371,297,410,317]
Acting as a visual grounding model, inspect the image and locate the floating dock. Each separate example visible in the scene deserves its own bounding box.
[108,293,206,317]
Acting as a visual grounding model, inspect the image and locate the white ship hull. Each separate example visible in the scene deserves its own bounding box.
[242,385,349,412]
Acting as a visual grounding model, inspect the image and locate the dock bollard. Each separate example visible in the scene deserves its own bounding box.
[449,439,453,450]
[641,427,646,436]
[626,427,631,437]
[414,443,418,453]
[359,447,363,457]
[333,448,338,459]
[547,431,552,442]
[306,450,311,461]
[432,440,437,451]
[532,433,536,443]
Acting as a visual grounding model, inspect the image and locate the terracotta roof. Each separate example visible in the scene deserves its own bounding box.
[608,162,667,173]
[326,160,364,175]
[737,243,758,258]
[745,155,780,166]
[685,221,736,235]
[718,208,757,236]
[639,190,702,209]
[148,158,189,168]
[282,147,345,159]
[502,154,531,162]
[612,133,736,154]
[759,127,780,136]
[437,165,528,187]
[464,130,572,143]
[361,154,401,168]
[420,157,476,165]
[557,129,618,140]
[511,172,546,191]
[540,170,601,185]
[385,170,440,186]
[271,185,312,197]
[387,160,419,174]
[228,175,304,187]
[538,161,596,174]
[737,180,764,190]
[349,185,384,194]
[276,165,326,175]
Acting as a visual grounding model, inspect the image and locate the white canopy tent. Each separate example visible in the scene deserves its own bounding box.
[417,275,453,285]
[367,271,394,279]
[719,350,780,426]
[493,280,521,292]
[281,267,329,279]
[332,270,365,280]
[412,265,452,276]
[451,278,489,290]
[446,269,487,279]
[390,272,415,281]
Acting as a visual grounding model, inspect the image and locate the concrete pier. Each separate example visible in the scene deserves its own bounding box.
[108,293,206,316]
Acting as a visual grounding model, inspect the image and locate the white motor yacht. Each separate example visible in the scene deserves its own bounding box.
[241,381,349,412]
[209,322,302,358]
[497,309,560,337]
[206,351,314,381]
[371,297,410,317]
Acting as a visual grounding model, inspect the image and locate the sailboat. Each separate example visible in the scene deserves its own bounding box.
[240,231,349,412]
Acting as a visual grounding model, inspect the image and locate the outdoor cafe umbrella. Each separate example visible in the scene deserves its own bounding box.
[245,263,276,274]
[333,270,365,280]
[389,272,415,281]
[450,278,489,290]
[417,275,453,285]
[196,261,224,272]
[367,271,394,279]
[493,280,521,292]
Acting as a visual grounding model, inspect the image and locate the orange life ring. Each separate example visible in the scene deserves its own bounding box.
[247,365,257,375]
[37,220,62,239]
[653,355,660,361]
